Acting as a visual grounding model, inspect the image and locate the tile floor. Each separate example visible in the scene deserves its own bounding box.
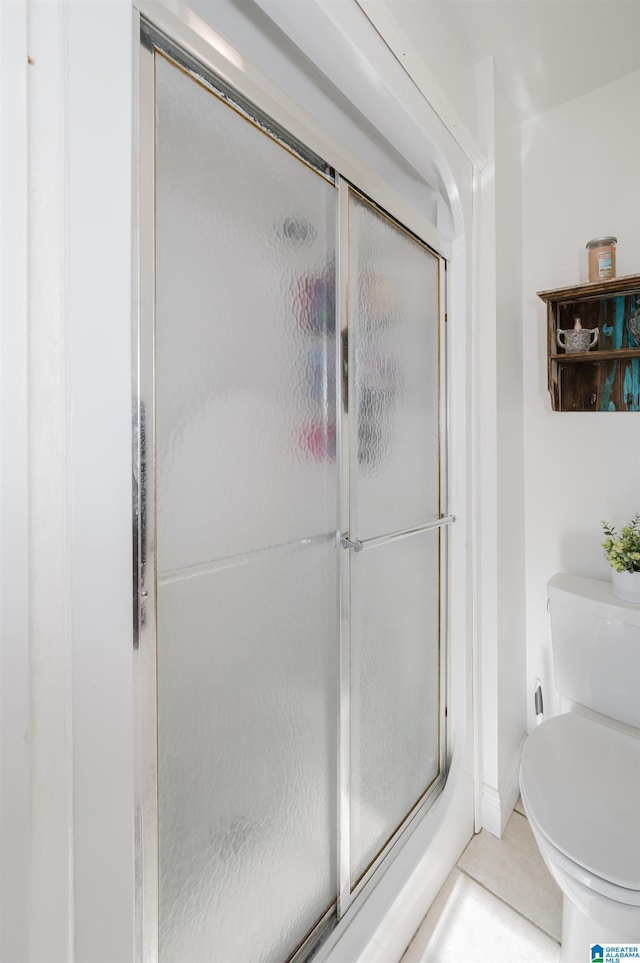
[401,798,563,963]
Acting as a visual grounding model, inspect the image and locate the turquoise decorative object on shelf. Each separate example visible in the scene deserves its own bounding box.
[627,298,640,348]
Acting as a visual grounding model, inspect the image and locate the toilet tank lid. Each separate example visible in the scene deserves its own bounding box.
[548,573,640,628]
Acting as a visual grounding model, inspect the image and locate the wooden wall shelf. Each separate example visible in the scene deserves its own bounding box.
[538,273,640,411]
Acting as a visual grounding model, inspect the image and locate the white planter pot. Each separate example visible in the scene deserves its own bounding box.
[611,569,640,604]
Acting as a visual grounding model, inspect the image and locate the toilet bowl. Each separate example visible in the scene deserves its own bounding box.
[520,711,640,957]
[520,574,640,962]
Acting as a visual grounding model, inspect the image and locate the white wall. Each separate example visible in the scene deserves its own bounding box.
[67,4,135,958]
[0,4,30,960]
[2,2,136,960]
[475,57,526,838]
[522,70,640,728]
[494,72,526,790]
[28,6,74,958]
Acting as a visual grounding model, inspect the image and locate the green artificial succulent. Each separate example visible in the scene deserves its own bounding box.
[601,513,640,573]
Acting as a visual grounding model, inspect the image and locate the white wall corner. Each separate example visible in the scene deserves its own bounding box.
[474,53,500,820]
[481,734,526,838]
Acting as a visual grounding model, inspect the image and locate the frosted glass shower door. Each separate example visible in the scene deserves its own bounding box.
[154,54,338,963]
[347,191,443,887]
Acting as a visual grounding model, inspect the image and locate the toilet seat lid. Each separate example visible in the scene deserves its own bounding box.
[520,713,640,891]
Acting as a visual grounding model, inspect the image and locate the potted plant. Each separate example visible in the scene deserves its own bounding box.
[601,513,640,603]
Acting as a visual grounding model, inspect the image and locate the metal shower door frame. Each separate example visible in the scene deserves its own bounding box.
[335,179,451,919]
[132,6,452,960]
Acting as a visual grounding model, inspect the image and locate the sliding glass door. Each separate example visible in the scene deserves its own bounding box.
[136,29,448,963]
[153,53,339,963]
[346,191,443,890]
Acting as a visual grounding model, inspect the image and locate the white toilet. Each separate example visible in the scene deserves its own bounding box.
[519,573,640,961]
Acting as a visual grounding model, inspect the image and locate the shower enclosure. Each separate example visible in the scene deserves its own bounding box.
[134,21,451,963]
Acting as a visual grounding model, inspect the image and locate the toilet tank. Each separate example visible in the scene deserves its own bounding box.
[548,573,640,728]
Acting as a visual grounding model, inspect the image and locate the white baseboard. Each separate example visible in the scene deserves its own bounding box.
[481,736,526,838]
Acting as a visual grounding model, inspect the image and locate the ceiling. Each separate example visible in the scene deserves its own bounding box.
[446,0,640,121]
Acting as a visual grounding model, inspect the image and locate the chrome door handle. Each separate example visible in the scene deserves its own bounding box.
[341,516,454,555]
